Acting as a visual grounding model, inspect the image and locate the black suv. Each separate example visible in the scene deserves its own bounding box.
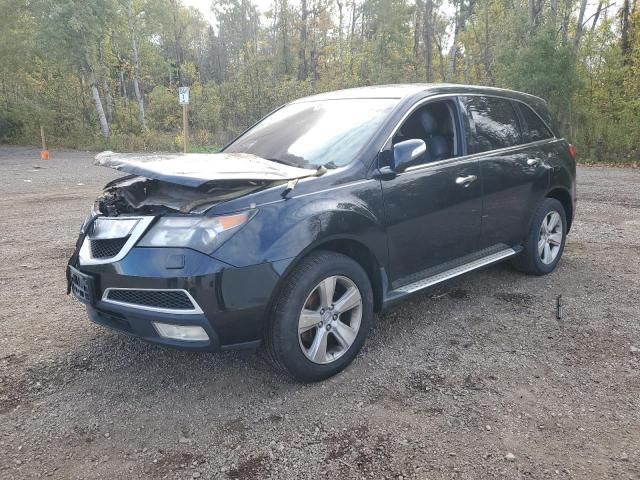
[68,84,576,381]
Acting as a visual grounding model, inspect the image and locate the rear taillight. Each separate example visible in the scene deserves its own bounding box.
[568,143,576,160]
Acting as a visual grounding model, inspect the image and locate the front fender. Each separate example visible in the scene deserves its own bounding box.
[212,181,387,269]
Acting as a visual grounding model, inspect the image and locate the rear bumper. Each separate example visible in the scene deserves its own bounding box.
[72,246,292,350]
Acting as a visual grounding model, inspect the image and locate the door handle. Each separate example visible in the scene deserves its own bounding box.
[455,175,478,186]
[527,158,540,166]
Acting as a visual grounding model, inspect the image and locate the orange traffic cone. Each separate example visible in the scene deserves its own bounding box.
[40,150,49,160]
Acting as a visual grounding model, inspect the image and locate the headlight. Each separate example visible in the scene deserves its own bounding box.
[138,211,254,253]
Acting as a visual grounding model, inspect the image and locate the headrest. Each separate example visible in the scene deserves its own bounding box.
[419,111,438,134]
[427,136,450,161]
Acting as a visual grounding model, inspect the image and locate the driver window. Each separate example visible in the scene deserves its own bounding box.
[392,100,458,164]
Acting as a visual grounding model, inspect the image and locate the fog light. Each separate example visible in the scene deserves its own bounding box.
[152,322,209,341]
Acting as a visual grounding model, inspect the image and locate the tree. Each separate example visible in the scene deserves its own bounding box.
[35,0,118,141]
[0,0,636,163]
[127,0,147,130]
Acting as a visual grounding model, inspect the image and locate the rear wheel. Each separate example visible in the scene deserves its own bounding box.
[264,251,373,382]
[512,198,567,275]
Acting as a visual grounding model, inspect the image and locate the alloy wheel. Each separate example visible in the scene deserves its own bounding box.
[538,210,563,265]
[297,275,363,364]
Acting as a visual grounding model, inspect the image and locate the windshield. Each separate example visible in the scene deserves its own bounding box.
[224,98,399,169]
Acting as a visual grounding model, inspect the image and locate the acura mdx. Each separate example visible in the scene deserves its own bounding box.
[67,84,577,381]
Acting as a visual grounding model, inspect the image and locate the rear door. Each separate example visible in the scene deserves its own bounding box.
[459,95,550,248]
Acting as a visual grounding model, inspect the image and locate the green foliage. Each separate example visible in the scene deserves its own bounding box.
[495,19,579,130]
[0,0,637,162]
[0,110,25,142]
[147,86,181,132]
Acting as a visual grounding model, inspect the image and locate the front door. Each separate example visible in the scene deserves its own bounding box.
[379,98,482,287]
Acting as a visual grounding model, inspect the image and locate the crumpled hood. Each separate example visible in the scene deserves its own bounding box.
[95,151,320,188]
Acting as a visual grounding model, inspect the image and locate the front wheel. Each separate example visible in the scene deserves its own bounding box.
[264,251,373,382]
[512,198,567,275]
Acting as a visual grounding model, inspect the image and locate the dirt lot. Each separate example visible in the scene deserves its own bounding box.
[0,146,638,479]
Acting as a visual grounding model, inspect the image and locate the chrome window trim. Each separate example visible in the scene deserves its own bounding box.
[79,216,155,266]
[101,288,204,315]
[401,138,562,175]
[379,92,558,174]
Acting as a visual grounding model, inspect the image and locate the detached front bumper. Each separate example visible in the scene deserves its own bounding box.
[69,245,289,351]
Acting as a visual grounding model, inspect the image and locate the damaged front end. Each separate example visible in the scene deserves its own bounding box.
[67,150,322,293]
[95,175,270,216]
[92,150,321,216]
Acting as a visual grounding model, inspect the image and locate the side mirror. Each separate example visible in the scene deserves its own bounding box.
[391,139,427,173]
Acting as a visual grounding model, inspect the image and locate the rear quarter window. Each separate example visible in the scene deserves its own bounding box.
[460,96,522,154]
[517,103,554,142]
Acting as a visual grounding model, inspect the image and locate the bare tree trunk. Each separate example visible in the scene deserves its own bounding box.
[119,70,127,99]
[218,20,228,81]
[113,40,128,100]
[128,0,146,131]
[590,0,603,32]
[298,0,309,80]
[310,48,319,81]
[271,0,279,80]
[309,1,322,81]
[84,51,109,141]
[550,0,558,30]
[573,0,588,53]
[483,0,493,83]
[336,0,344,77]
[446,3,459,82]
[434,33,446,80]
[528,0,535,26]
[97,42,113,124]
[78,71,89,129]
[621,0,632,63]
[413,0,422,61]
[349,0,357,45]
[281,0,291,75]
[169,0,183,85]
[336,0,344,47]
[423,0,433,81]
[349,0,358,74]
[561,0,572,44]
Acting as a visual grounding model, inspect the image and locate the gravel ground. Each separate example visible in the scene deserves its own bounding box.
[0,147,638,479]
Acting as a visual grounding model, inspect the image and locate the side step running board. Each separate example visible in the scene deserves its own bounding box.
[389,247,518,297]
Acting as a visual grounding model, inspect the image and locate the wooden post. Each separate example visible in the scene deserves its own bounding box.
[182,104,188,153]
[40,126,49,160]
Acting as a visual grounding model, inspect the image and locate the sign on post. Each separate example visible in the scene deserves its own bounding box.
[178,87,190,153]
[178,87,190,105]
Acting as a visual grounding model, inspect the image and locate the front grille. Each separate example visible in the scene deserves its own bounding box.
[105,289,195,311]
[90,236,129,259]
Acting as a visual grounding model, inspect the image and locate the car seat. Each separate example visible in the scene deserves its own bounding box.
[419,110,451,162]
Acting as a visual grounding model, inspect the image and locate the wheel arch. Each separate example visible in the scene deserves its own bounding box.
[545,187,573,231]
[269,236,387,315]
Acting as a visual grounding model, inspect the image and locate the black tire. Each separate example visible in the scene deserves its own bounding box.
[263,250,373,382]
[511,197,567,275]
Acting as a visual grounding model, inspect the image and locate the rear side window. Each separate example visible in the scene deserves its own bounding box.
[518,103,554,142]
[460,96,521,153]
